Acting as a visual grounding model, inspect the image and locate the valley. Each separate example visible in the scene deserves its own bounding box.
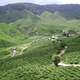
[0,3,80,80]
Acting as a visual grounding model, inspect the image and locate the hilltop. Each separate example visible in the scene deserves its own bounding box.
[0,3,80,23]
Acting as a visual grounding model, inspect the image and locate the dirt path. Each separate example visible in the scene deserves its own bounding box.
[19,42,32,55]
[0,42,32,59]
[58,62,80,67]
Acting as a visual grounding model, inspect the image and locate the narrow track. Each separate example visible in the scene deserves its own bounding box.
[58,62,80,67]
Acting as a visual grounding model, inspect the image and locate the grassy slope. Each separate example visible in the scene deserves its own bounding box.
[0,11,80,80]
[13,11,80,36]
[0,36,80,80]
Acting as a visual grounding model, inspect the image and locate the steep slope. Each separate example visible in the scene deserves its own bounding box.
[0,3,80,23]
[0,3,45,23]
[0,3,80,80]
[11,11,80,36]
[0,22,28,47]
[0,36,80,80]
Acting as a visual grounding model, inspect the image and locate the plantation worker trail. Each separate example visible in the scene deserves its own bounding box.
[3,38,41,59]
[19,42,32,55]
[58,62,80,67]
[53,45,80,67]
[11,42,32,56]
[0,42,32,59]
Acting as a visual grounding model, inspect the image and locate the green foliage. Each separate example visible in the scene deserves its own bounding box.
[0,9,80,80]
[0,35,80,80]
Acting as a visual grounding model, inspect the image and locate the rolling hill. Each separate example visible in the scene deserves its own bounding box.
[0,3,80,23]
[0,3,80,80]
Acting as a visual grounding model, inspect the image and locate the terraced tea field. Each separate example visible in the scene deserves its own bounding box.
[0,36,80,80]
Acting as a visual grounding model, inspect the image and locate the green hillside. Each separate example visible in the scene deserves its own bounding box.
[0,9,80,80]
[0,36,80,80]
[11,11,80,36]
